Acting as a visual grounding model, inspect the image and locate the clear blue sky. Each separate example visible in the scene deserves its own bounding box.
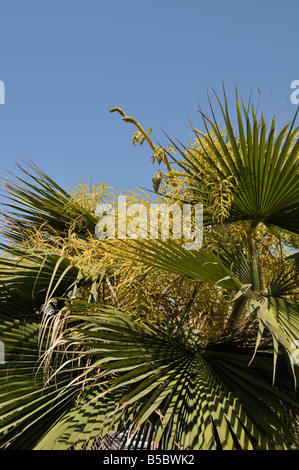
[0,0,298,200]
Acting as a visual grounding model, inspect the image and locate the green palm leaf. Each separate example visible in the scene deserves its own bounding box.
[1,161,98,243]
[31,303,298,450]
[0,314,77,449]
[117,239,299,385]
[116,238,244,291]
[0,246,79,316]
[171,89,299,234]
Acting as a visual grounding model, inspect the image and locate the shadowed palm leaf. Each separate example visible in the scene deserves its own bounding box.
[7,303,297,450]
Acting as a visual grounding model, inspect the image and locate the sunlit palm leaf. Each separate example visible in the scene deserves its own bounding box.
[116,238,244,291]
[1,161,98,243]
[172,89,299,234]
[248,298,299,387]
[117,239,299,384]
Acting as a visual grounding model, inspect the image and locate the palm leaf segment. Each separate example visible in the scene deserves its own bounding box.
[0,313,78,449]
[0,160,98,243]
[121,239,299,387]
[172,89,299,234]
[1,283,298,450]
[32,303,297,450]
[0,246,79,316]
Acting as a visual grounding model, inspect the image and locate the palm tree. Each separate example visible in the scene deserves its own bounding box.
[0,89,298,450]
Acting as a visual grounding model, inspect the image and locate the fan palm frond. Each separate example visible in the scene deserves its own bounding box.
[32,303,298,450]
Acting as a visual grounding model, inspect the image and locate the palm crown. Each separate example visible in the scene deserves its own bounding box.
[0,88,298,450]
